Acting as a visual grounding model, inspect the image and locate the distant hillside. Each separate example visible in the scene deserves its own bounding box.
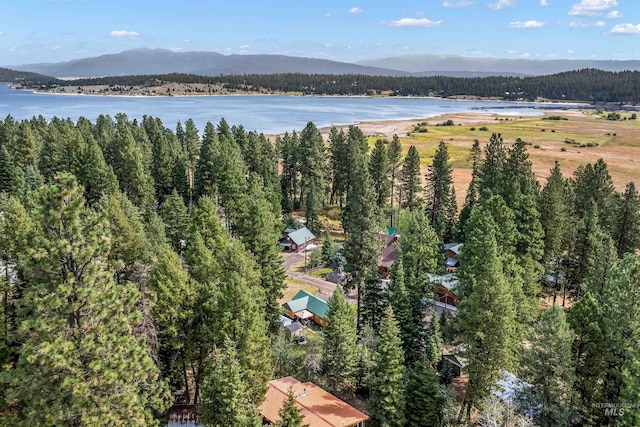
[0,67,58,83]
[357,54,640,76]
[13,48,409,78]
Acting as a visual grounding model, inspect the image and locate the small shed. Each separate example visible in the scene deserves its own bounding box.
[442,353,467,377]
[285,322,304,340]
[280,227,316,252]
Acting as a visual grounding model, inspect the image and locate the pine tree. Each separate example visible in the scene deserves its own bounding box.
[388,134,403,227]
[278,131,300,213]
[194,121,220,201]
[110,120,154,207]
[236,175,286,333]
[425,140,455,240]
[571,159,616,232]
[401,209,442,362]
[328,127,348,206]
[145,116,180,202]
[539,162,569,292]
[400,145,422,210]
[277,387,309,427]
[387,258,413,361]
[612,181,640,258]
[341,126,381,331]
[369,307,405,427]
[456,208,517,421]
[405,357,443,427]
[147,244,194,395]
[567,293,606,425]
[321,231,337,264]
[7,174,168,426]
[160,189,190,253]
[457,139,482,241]
[12,121,38,171]
[199,339,261,427]
[0,146,16,195]
[479,132,507,200]
[321,286,358,394]
[369,138,391,214]
[213,127,247,231]
[298,122,327,232]
[600,254,640,414]
[100,190,152,282]
[517,305,576,427]
[79,136,119,205]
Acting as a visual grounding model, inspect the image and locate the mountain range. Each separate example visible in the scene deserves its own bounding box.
[8,48,640,79]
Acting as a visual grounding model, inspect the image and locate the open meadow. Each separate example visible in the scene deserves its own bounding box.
[324,109,640,208]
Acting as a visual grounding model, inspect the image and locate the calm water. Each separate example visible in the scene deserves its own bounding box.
[0,83,577,134]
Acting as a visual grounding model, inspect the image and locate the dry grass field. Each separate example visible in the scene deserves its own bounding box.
[326,109,640,207]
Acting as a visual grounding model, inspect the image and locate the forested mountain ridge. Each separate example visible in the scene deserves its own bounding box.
[11,48,640,78]
[0,67,59,84]
[12,48,409,78]
[26,68,640,104]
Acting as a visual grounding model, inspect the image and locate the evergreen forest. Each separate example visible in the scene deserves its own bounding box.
[19,68,640,104]
[0,113,638,426]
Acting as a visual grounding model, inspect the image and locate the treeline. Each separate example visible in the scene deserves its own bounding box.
[30,68,640,104]
[0,113,639,426]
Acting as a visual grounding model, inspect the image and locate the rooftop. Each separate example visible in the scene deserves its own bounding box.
[284,290,329,320]
[287,227,316,246]
[259,377,369,427]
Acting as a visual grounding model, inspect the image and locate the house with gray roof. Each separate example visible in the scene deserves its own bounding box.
[279,227,316,252]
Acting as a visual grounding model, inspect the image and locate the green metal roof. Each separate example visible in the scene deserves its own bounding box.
[284,290,329,320]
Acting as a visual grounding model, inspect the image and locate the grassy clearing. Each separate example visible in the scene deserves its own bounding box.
[280,277,319,304]
[310,267,332,278]
[365,111,640,200]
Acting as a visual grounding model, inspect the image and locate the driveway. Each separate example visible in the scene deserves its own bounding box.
[281,252,357,303]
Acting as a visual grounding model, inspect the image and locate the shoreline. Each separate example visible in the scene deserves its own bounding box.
[6,84,595,107]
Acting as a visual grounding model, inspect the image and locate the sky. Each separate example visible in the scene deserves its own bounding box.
[0,0,639,66]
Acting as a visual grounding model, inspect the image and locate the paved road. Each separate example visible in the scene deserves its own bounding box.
[282,252,357,303]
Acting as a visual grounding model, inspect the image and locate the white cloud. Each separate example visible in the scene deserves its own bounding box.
[606,10,623,18]
[508,49,517,53]
[349,7,364,13]
[325,13,331,17]
[508,20,546,28]
[383,17,443,27]
[487,0,513,10]
[520,53,531,58]
[108,30,141,39]
[442,0,474,7]
[0,31,5,36]
[183,39,191,43]
[611,23,640,34]
[569,0,617,17]
[567,49,575,53]
[540,0,549,5]
[324,43,335,47]
[238,44,250,49]
[169,48,183,52]
[569,20,605,27]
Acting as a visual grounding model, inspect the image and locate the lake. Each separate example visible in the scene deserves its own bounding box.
[0,84,579,134]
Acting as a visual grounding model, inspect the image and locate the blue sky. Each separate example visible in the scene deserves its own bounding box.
[1,0,638,66]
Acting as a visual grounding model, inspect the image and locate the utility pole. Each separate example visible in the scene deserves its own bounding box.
[304,236,308,274]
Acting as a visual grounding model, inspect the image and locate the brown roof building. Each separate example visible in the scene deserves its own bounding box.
[259,376,369,427]
[378,232,400,277]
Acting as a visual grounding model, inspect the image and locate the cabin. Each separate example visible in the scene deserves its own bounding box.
[284,321,304,341]
[280,227,316,252]
[443,243,463,270]
[260,376,369,427]
[427,273,459,307]
[282,290,329,327]
[378,230,400,277]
